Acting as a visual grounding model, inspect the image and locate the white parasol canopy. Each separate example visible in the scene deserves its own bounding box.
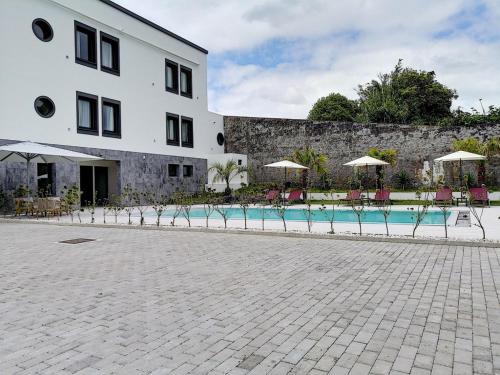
[264,160,308,169]
[0,141,102,194]
[434,150,486,162]
[344,155,389,167]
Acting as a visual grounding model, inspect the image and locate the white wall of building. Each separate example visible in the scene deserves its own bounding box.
[0,0,225,158]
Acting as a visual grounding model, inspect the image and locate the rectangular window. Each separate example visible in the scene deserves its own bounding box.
[102,97,121,138]
[181,116,193,148]
[76,91,98,135]
[183,165,193,177]
[165,59,178,94]
[166,113,180,146]
[100,32,120,75]
[180,65,192,98]
[168,164,179,177]
[75,21,97,68]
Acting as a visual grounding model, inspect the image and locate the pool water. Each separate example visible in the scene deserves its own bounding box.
[150,207,450,225]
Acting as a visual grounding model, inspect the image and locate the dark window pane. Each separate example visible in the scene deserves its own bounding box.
[168,164,179,177]
[34,96,55,118]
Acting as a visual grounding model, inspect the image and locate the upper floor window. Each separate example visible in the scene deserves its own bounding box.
[100,32,120,75]
[102,98,121,138]
[75,21,97,68]
[180,65,192,98]
[32,19,53,42]
[181,116,193,148]
[76,91,98,135]
[166,113,180,146]
[165,59,178,94]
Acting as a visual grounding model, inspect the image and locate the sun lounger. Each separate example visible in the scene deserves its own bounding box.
[338,189,362,205]
[371,188,391,205]
[469,186,490,206]
[433,186,453,206]
[285,189,303,204]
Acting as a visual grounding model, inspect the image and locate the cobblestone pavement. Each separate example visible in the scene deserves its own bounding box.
[1,223,500,375]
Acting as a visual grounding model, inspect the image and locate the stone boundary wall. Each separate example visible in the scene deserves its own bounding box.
[223,116,500,187]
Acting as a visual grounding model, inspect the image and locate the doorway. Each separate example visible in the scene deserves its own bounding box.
[80,165,109,206]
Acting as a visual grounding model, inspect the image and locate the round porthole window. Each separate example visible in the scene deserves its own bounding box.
[32,18,53,42]
[217,132,225,146]
[34,96,55,118]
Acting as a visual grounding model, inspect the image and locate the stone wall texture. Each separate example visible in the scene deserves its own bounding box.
[0,139,206,200]
[223,116,500,187]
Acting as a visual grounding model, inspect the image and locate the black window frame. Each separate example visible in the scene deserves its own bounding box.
[166,113,180,146]
[74,21,97,69]
[168,164,179,177]
[183,165,193,178]
[101,97,121,138]
[165,59,179,94]
[100,31,120,76]
[76,91,99,135]
[34,96,56,118]
[179,65,193,98]
[32,18,54,42]
[181,116,194,148]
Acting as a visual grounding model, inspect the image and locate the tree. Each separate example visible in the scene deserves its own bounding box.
[308,92,359,122]
[208,159,248,196]
[291,146,328,195]
[367,148,398,188]
[357,60,457,124]
[452,137,500,184]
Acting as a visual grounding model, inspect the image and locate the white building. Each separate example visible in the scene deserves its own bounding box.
[0,0,246,202]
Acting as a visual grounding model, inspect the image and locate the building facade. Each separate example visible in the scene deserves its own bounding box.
[0,0,243,202]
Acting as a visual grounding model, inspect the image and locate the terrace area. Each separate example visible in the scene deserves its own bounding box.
[1,222,499,374]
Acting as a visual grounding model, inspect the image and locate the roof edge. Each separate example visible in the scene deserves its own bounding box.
[99,0,208,54]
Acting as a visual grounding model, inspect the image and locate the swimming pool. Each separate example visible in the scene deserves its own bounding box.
[150,207,450,225]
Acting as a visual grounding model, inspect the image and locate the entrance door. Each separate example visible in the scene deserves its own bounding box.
[80,166,93,206]
[80,165,109,206]
[94,166,108,204]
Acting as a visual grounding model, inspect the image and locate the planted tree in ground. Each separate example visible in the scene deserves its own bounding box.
[208,159,248,196]
[213,197,232,229]
[291,146,328,196]
[260,203,266,231]
[410,187,432,238]
[85,199,96,224]
[320,190,338,234]
[377,198,392,236]
[61,185,81,223]
[236,190,251,230]
[350,200,365,235]
[122,185,136,225]
[394,170,412,190]
[109,194,123,224]
[302,198,314,233]
[170,192,183,226]
[101,197,110,224]
[437,204,450,239]
[272,197,288,232]
[202,188,216,228]
[133,190,150,226]
[467,202,486,240]
[150,191,169,227]
[180,192,194,228]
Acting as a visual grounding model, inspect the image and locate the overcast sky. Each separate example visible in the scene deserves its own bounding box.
[115,0,500,119]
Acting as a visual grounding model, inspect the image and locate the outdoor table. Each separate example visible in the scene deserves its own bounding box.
[455,197,468,206]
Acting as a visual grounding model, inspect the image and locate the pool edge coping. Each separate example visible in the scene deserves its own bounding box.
[1,218,498,248]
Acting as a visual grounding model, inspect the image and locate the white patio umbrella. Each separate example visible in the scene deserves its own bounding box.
[0,141,102,195]
[434,150,486,187]
[264,160,308,183]
[344,156,389,199]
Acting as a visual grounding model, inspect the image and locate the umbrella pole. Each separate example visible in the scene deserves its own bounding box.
[26,158,31,198]
[366,164,369,200]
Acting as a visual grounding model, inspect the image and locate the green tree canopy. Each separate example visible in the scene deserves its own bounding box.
[357,60,457,124]
[308,92,359,122]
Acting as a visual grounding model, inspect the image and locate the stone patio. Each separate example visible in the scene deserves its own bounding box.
[0,223,499,374]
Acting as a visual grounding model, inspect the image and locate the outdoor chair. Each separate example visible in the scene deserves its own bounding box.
[14,197,34,216]
[338,190,362,205]
[265,189,280,203]
[285,189,303,204]
[433,186,453,206]
[371,188,391,205]
[469,186,490,207]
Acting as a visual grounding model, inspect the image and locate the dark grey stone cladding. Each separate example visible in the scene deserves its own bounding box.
[0,139,207,196]
[223,116,500,186]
